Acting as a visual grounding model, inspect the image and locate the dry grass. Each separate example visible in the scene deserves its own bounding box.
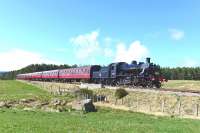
[163,80,200,91]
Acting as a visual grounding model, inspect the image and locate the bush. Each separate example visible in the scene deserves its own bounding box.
[75,88,94,99]
[115,88,128,100]
[80,89,93,96]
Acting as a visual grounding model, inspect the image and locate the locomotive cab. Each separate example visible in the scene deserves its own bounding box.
[109,63,118,78]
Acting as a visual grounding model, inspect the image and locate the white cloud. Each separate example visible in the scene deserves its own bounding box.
[104,48,113,57]
[169,29,184,40]
[0,49,60,71]
[70,31,100,60]
[104,37,112,46]
[115,41,149,63]
[182,58,199,67]
[69,30,149,64]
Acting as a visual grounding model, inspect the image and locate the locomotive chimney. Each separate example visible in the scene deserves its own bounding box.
[131,60,137,65]
[146,57,150,64]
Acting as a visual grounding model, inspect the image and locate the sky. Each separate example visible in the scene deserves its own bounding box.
[0,0,200,71]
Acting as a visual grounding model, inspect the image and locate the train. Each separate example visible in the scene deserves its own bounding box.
[16,57,166,88]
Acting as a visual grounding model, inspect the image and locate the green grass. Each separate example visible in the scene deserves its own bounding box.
[163,80,200,90]
[0,108,200,133]
[0,80,73,101]
[0,80,50,100]
[1,80,200,133]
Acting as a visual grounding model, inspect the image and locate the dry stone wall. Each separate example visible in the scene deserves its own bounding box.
[19,80,200,118]
[92,88,200,118]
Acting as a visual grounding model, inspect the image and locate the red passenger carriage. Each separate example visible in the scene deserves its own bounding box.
[59,66,91,79]
[42,70,59,79]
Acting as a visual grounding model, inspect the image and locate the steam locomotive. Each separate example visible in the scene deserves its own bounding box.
[16,58,165,88]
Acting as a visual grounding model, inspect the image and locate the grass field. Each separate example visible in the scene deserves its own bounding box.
[0,80,72,101]
[0,80,51,100]
[1,80,200,133]
[0,108,200,133]
[163,80,200,90]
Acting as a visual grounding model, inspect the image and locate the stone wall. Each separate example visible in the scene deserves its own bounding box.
[92,88,200,118]
[19,80,200,119]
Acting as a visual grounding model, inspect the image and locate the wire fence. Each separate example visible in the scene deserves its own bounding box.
[23,80,200,118]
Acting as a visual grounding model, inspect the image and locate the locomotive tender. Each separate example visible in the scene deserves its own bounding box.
[16,58,165,88]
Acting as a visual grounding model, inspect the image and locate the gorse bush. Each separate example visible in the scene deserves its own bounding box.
[80,89,93,96]
[115,88,128,100]
[76,88,94,99]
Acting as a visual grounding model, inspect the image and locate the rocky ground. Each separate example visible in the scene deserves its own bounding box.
[0,98,71,112]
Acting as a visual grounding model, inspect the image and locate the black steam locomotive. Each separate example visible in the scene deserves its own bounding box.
[92,58,164,88]
[17,58,165,88]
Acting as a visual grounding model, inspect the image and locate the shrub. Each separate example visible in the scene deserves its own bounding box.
[80,89,93,96]
[75,88,93,99]
[115,88,128,100]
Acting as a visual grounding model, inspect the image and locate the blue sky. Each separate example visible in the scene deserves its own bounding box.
[0,0,200,71]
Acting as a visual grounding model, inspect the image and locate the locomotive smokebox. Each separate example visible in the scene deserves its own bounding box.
[146,58,150,64]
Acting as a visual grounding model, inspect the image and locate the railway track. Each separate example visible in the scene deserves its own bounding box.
[126,86,200,95]
[161,88,200,94]
[125,86,200,94]
[21,80,200,95]
[80,82,200,95]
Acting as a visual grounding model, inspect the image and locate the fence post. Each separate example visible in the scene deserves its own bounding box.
[178,100,182,116]
[196,104,199,117]
[136,96,139,111]
[128,98,131,107]
[161,99,165,113]
[149,103,152,112]
[58,86,59,95]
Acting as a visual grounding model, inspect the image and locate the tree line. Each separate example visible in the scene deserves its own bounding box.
[0,64,77,80]
[161,67,200,80]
